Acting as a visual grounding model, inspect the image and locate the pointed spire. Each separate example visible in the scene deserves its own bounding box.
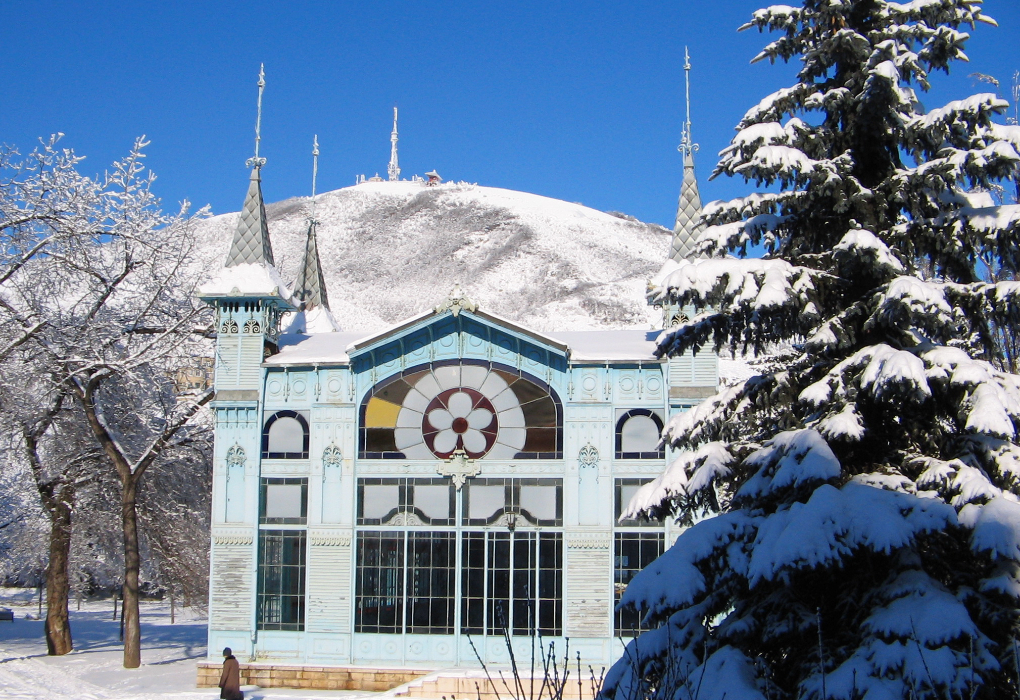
[286,136,338,334]
[294,221,329,310]
[668,48,706,262]
[295,136,329,310]
[226,64,275,268]
[388,106,400,182]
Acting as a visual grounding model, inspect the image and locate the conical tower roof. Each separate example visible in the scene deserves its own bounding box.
[294,220,329,310]
[284,218,339,333]
[668,150,705,261]
[225,167,275,267]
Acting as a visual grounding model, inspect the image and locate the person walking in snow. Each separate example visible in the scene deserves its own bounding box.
[219,647,243,700]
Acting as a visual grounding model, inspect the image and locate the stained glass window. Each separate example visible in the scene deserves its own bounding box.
[359,361,561,459]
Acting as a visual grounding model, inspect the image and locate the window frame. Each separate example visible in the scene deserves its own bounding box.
[353,476,564,637]
[260,477,308,525]
[261,410,310,459]
[614,409,666,460]
[357,360,564,460]
[256,529,307,632]
[357,478,457,526]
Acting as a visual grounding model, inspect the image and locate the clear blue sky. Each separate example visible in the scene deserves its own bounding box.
[3,1,1018,228]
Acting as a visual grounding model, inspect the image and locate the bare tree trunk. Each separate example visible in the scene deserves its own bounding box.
[22,405,75,656]
[73,377,212,669]
[44,496,74,655]
[121,476,141,668]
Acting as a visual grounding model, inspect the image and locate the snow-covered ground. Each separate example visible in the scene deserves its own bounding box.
[0,590,375,700]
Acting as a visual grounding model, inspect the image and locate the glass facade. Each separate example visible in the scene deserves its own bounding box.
[354,477,563,636]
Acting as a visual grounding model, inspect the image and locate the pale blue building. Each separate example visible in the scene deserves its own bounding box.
[198,134,715,675]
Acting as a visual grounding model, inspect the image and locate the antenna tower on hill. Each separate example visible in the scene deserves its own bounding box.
[388,106,401,181]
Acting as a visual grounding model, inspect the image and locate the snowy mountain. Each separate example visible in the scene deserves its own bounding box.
[194,180,672,332]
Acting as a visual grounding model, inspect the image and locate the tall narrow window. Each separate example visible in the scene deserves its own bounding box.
[257,530,306,631]
[614,532,663,635]
[406,532,456,634]
[354,531,404,634]
[614,478,664,636]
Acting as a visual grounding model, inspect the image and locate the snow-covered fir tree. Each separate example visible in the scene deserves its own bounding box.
[603,2,1020,699]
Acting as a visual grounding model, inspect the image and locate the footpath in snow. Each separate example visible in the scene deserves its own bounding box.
[0,590,377,700]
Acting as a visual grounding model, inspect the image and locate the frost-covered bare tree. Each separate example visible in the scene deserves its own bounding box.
[604,2,1020,699]
[0,136,216,667]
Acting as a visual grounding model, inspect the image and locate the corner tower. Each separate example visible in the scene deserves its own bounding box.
[200,64,295,397]
[652,49,719,409]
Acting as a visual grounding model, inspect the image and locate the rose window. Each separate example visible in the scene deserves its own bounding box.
[424,389,497,458]
[361,362,561,460]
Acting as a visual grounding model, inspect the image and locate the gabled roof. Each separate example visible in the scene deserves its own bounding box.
[346,306,570,357]
[226,167,275,267]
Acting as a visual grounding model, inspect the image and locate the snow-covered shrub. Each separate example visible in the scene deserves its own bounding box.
[605,2,1020,699]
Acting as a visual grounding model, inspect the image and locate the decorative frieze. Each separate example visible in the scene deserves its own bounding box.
[212,528,254,546]
[565,533,612,550]
[308,529,353,547]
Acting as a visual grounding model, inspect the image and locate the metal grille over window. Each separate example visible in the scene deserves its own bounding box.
[257,530,306,631]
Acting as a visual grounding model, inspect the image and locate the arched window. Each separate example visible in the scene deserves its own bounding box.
[262,410,310,459]
[359,360,562,460]
[615,409,665,459]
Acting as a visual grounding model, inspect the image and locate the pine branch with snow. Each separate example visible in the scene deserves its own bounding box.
[608,2,1020,699]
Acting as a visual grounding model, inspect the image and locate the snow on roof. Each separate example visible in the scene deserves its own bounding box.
[267,332,367,365]
[283,305,341,334]
[546,330,661,362]
[198,262,294,302]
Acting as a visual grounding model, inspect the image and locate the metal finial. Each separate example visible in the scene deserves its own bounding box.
[247,63,268,169]
[310,135,319,221]
[678,47,699,159]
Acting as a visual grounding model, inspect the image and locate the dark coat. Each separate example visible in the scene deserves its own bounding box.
[219,655,243,700]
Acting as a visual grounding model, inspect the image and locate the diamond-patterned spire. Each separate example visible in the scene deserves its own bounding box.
[668,150,705,262]
[225,167,275,268]
[294,220,329,311]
